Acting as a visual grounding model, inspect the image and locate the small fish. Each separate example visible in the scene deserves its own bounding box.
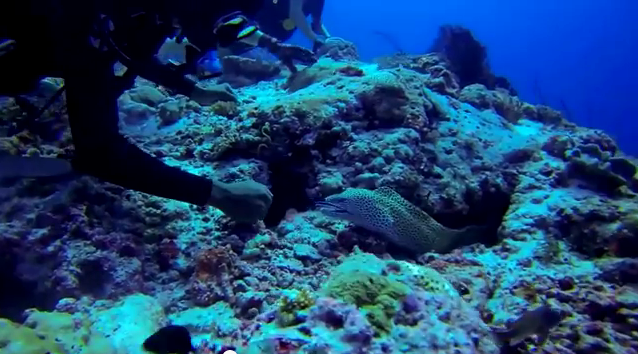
[142,325,195,354]
[157,37,191,65]
[492,305,564,348]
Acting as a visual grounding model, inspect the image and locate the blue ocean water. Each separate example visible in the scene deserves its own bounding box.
[288,0,638,154]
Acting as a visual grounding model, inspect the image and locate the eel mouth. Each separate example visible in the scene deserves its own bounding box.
[314,201,350,215]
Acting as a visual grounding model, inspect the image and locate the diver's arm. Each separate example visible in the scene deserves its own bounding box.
[289,0,320,43]
[60,42,215,206]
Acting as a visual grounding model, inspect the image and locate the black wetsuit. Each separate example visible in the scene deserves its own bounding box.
[0,0,263,206]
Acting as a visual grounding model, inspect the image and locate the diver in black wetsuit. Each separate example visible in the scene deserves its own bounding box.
[0,0,318,223]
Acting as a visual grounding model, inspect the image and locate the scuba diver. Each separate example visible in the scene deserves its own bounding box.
[0,0,318,223]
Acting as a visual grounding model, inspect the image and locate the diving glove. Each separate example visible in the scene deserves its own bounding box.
[209,179,273,224]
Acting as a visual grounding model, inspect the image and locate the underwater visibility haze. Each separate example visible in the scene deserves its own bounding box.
[0,0,637,353]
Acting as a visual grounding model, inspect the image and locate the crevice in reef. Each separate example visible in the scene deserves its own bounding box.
[212,125,341,228]
[0,252,56,322]
[421,183,511,249]
[263,144,317,228]
[77,259,111,297]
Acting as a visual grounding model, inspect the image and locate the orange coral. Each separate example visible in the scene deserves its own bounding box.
[195,244,236,281]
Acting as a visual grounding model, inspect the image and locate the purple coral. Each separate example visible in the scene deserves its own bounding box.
[309,297,374,345]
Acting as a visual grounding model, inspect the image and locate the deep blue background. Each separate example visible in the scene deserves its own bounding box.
[287,0,638,155]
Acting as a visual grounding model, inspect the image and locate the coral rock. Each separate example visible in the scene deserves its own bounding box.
[316,37,359,62]
[220,55,281,88]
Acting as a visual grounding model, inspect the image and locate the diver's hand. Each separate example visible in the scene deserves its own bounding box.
[190,83,238,106]
[209,179,273,223]
[273,43,317,73]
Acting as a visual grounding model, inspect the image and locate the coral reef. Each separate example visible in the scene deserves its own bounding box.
[219,56,282,88]
[429,25,517,95]
[315,37,359,62]
[0,308,114,354]
[0,34,637,354]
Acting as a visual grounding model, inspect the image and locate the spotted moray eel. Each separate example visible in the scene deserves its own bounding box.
[316,187,485,254]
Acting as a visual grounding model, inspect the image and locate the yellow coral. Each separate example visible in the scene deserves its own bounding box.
[208,101,239,117]
[323,270,409,335]
[0,309,114,354]
[277,289,316,327]
[280,289,315,312]
[337,271,407,305]
[0,318,64,354]
[18,310,115,354]
[410,267,451,293]
[364,306,391,334]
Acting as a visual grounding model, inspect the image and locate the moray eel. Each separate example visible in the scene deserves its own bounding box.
[316,187,485,254]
